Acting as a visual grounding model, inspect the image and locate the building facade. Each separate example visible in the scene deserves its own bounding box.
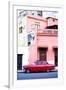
[17,10,58,70]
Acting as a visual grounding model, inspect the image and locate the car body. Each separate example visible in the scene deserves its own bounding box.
[23,60,55,73]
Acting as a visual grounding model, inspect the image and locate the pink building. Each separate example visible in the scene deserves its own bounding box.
[17,11,58,70]
[27,16,58,66]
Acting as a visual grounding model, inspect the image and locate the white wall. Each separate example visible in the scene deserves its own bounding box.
[18,15,29,67]
[18,16,27,46]
[18,47,29,66]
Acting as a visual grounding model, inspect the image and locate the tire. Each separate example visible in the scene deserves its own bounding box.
[26,69,30,73]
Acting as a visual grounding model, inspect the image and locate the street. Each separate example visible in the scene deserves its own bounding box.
[17,71,58,80]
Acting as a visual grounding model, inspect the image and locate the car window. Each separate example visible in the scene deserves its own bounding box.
[34,61,48,65]
[34,61,40,65]
[43,61,48,64]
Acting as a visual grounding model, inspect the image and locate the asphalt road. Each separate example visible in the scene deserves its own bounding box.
[17,71,58,80]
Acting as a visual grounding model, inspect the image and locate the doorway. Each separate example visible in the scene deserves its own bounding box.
[38,48,47,61]
[17,54,23,70]
[54,48,58,66]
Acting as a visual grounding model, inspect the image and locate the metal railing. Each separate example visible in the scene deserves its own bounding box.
[37,29,58,35]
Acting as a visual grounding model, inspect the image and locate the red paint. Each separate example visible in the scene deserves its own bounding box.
[23,63,55,72]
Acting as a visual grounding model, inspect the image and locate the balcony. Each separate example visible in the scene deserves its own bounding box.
[37,29,58,36]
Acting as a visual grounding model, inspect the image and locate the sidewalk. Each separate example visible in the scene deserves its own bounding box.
[17,70,24,73]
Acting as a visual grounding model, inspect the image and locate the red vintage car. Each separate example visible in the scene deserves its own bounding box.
[23,60,55,73]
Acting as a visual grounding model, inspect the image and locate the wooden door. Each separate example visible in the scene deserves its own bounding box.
[39,48,47,61]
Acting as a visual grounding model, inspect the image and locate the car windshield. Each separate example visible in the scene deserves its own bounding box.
[34,61,48,65]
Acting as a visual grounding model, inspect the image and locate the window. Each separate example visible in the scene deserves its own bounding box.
[19,27,23,33]
[31,11,37,16]
[28,34,32,46]
[35,22,40,29]
[19,10,27,17]
[31,22,40,30]
[23,11,27,16]
[32,11,35,15]
[28,32,35,46]
[37,11,42,16]
[19,26,25,33]
[31,24,35,29]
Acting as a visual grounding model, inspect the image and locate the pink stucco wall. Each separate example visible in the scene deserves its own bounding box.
[28,35,58,64]
[37,36,58,47]
[29,45,37,64]
[37,36,58,62]
[26,16,58,64]
[27,16,47,32]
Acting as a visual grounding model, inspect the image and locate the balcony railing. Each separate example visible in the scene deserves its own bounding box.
[37,29,58,36]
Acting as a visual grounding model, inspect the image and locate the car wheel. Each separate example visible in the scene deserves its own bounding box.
[26,69,30,73]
